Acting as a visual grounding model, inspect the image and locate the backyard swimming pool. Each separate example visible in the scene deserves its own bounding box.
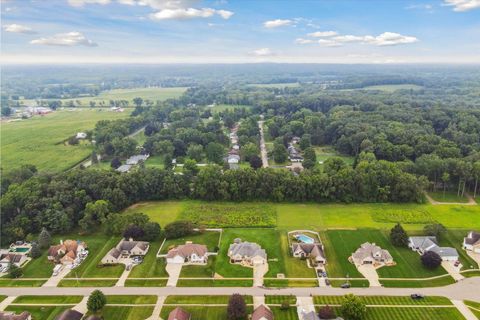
[9,247,30,253]
[295,234,314,244]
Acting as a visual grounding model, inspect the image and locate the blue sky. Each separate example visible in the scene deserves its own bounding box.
[1,0,479,63]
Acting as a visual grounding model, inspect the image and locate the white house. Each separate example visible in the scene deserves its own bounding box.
[76,132,87,139]
[166,243,208,264]
[409,236,459,261]
[463,231,480,253]
[101,239,149,264]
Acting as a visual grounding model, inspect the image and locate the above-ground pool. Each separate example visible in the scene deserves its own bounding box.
[295,234,315,244]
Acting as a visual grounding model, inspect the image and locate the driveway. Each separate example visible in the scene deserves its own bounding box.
[115,267,131,287]
[451,300,478,320]
[253,263,268,287]
[42,267,70,287]
[466,251,480,268]
[356,264,381,287]
[296,296,316,320]
[257,120,268,168]
[166,263,183,287]
[441,261,464,281]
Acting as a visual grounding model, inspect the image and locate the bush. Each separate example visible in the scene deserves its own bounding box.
[421,251,442,269]
[280,300,290,310]
[164,220,194,239]
[227,294,247,320]
[8,263,23,279]
[318,305,336,319]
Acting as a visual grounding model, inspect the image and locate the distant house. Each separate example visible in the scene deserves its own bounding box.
[232,144,240,150]
[55,309,83,320]
[228,238,267,266]
[351,242,394,266]
[292,136,301,144]
[227,154,240,164]
[168,307,191,320]
[126,154,149,165]
[252,304,273,320]
[287,144,304,162]
[0,311,31,320]
[48,240,87,265]
[101,238,149,264]
[292,243,326,264]
[116,164,132,173]
[463,231,480,253]
[409,236,459,261]
[166,243,208,264]
[0,253,28,268]
[76,132,87,139]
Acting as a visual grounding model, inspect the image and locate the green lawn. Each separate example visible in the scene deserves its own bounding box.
[379,276,455,288]
[314,146,355,169]
[313,295,452,305]
[279,232,317,278]
[65,235,124,278]
[58,279,117,287]
[1,109,130,172]
[265,295,297,304]
[98,306,154,320]
[13,296,83,304]
[128,241,169,278]
[0,279,46,287]
[429,191,469,203]
[5,306,69,320]
[144,155,165,169]
[179,257,216,278]
[361,306,465,320]
[160,230,220,254]
[270,306,299,320]
[176,279,253,287]
[164,295,252,304]
[124,279,168,287]
[105,295,157,304]
[123,201,182,226]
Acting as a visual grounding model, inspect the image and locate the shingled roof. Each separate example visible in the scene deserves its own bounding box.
[252,304,274,320]
[168,307,191,320]
[166,244,207,259]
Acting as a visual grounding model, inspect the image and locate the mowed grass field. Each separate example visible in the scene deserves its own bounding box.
[359,84,424,92]
[1,109,130,172]
[129,200,480,232]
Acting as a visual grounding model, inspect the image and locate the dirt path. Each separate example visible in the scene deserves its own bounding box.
[425,193,477,206]
[257,120,268,168]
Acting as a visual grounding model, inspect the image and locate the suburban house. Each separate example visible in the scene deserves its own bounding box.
[116,164,132,173]
[166,243,208,264]
[55,309,83,320]
[48,240,87,265]
[101,238,149,264]
[0,253,28,268]
[0,311,31,320]
[227,154,240,164]
[252,304,274,320]
[168,307,191,320]
[126,154,149,165]
[292,243,326,264]
[76,132,87,139]
[288,144,304,162]
[463,231,480,253]
[228,238,267,266]
[408,236,459,261]
[351,242,394,266]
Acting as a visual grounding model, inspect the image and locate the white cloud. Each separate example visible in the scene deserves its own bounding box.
[68,0,111,6]
[297,31,418,47]
[30,32,98,47]
[3,24,36,34]
[149,7,233,20]
[263,19,293,28]
[332,35,366,43]
[295,38,315,44]
[443,0,480,11]
[250,48,274,56]
[307,31,337,37]
[367,32,419,46]
[318,39,342,47]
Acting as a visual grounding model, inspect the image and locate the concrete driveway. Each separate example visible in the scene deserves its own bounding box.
[253,263,268,287]
[166,263,183,287]
[441,261,464,281]
[357,264,381,287]
[296,296,316,320]
[466,251,480,268]
[42,267,70,287]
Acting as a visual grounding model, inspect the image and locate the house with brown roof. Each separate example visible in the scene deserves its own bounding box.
[0,311,31,320]
[292,243,326,264]
[168,307,191,320]
[463,231,480,253]
[54,309,83,320]
[252,304,274,320]
[0,253,28,268]
[166,243,208,264]
[101,238,149,264]
[48,240,87,265]
[350,242,394,266]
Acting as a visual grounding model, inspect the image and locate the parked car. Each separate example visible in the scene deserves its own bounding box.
[325,278,330,286]
[341,283,351,289]
[454,260,460,267]
[411,294,425,300]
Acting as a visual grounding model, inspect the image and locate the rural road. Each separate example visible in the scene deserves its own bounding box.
[257,120,268,168]
[2,277,480,302]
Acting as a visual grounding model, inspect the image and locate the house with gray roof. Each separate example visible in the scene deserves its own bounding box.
[351,242,394,266]
[126,154,149,165]
[463,231,480,253]
[228,239,266,266]
[101,238,149,264]
[408,236,459,261]
[292,243,326,264]
[116,164,132,173]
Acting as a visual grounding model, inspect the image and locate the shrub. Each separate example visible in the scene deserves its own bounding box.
[318,305,336,319]
[30,242,41,259]
[227,294,247,320]
[164,220,194,239]
[38,228,51,249]
[421,251,442,269]
[280,300,290,310]
[8,263,23,279]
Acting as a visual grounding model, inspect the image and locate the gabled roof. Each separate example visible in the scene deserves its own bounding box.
[352,242,392,262]
[166,243,208,259]
[229,241,266,259]
[409,236,438,251]
[430,246,459,257]
[0,254,24,263]
[118,239,149,252]
[465,231,480,245]
[252,304,273,320]
[292,243,325,259]
[168,307,191,320]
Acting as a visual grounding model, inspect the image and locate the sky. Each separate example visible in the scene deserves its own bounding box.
[1,0,479,64]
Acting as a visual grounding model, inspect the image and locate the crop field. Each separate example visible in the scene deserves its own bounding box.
[1,109,130,172]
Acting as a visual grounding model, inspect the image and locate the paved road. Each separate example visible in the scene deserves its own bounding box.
[257,120,268,168]
[2,277,479,301]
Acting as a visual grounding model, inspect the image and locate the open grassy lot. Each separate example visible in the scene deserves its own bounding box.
[361,307,465,320]
[176,279,253,287]
[314,146,355,168]
[5,306,69,320]
[323,229,447,279]
[429,191,469,203]
[179,201,276,227]
[124,279,168,286]
[65,235,124,278]
[359,84,424,92]
[160,230,220,254]
[99,306,154,320]
[379,276,455,288]
[0,279,46,287]
[313,295,452,305]
[270,307,299,320]
[1,109,130,172]
[13,296,83,304]
[123,201,182,226]
[58,279,118,287]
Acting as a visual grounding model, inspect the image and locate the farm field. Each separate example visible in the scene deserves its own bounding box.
[131,200,480,231]
[359,84,424,92]
[1,109,130,172]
